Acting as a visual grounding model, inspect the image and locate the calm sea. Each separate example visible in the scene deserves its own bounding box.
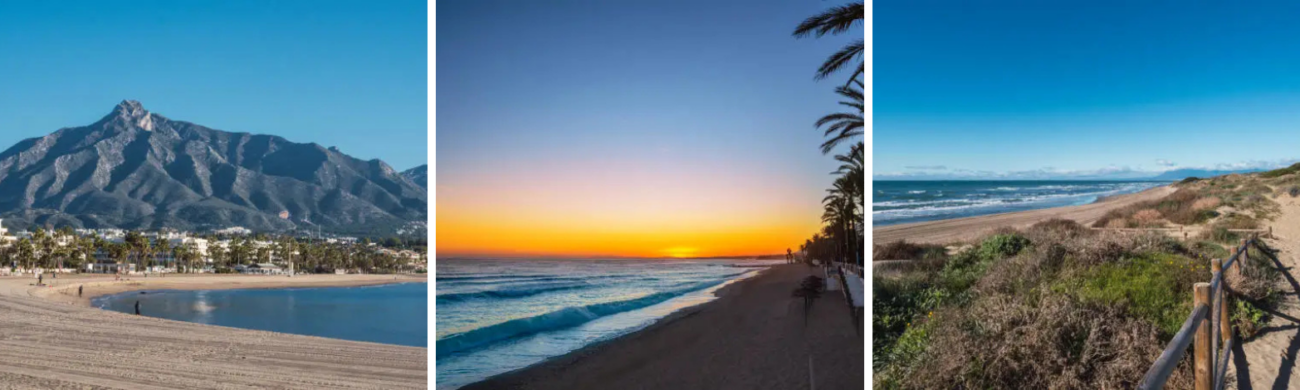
[434,258,775,389]
[94,282,428,347]
[874,180,1168,226]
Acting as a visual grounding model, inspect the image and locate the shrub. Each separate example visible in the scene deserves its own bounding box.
[1202,226,1240,244]
[890,294,1192,390]
[1289,186,1300,197]
[874,240,947,261]
[1191,197,1221,211]
[1132,209,1163,227]
[976,233,1031,261]
[1054,252,1208,335]
[1179,177,1201,184]
[1104,218,1129,229]
[1189,241,1229,260]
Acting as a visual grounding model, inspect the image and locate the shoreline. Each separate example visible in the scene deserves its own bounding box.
[873,184,1176,245]
[460,264,864,390]
[24,273,426,307]
[0,273,428,389]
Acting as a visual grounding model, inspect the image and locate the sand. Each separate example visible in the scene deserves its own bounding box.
[873,185,1177,245]
[461,264,864,390]
[0,273,428,389]
[1227,193,1300,389]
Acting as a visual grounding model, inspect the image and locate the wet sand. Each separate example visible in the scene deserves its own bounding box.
[873,185,1176,245]
[461,264,863,390]
[0,273,428,389]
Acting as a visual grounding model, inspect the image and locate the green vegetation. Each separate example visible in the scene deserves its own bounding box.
[1053,252,1205,335]
[1259,162,1300,178]
[873,219,1280,389]
[872,240,946,261]
[0,227,426,275]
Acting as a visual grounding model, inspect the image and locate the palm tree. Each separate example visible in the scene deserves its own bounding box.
[110,243,129,274]
[833,141,865,209]
[15,238,34,271]
[793,2,864,84]
[817,79,864,154]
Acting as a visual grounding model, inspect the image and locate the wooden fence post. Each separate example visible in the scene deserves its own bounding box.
[1195,282,1212,390]
[1212,258,1229,344]
[1240,238,1249,269]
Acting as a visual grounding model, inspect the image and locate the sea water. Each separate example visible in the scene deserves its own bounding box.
[93,282,428,347]
[434,258,776,389]
[874,180,1167,226]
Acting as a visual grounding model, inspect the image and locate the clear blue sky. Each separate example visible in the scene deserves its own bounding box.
[437,0,861,255]
[437,0,856,200]
[0,0,427,170]
[876,1,1300,179]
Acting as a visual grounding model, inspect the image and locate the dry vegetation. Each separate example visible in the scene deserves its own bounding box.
[873,218,1280,389]
[1093,174,1282,231]
[873,240,946,262]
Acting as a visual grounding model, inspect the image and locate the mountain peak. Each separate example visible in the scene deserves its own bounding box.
[105,99,154,131]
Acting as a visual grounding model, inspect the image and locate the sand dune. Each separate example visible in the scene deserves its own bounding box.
[873,185,1176,245]
[0,274,427,389]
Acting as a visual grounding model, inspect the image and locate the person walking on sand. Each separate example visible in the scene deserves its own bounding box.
[37,274,42,286]
[135,300,140,315]
[78,285,83,297]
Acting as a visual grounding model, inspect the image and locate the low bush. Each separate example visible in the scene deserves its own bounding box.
[873,240,947,261]
[1259,162,1300,179]
[1053,252,1208,336]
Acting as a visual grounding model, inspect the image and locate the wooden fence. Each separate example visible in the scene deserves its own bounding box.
[1138,236,1257,390]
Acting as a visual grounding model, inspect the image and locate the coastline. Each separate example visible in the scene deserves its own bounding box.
[460,264,864,390]
[873,184,1176,245]
[0,273,428,389]
[23,273,426,307]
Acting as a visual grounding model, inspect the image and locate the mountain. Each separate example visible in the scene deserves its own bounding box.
[402,164,427,188]
[1149,168,1264,181]
[0,100,427,235]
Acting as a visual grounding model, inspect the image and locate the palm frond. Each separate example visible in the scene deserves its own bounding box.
[816,40,864,81]
[793,4,864,38]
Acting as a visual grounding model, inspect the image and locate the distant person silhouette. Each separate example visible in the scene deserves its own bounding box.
[134,300,140,315]
[37,274,42,286]
[78,285,83,297]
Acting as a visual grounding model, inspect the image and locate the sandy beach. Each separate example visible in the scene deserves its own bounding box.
[0,273,428,389]
[873,184,1177,245]
[461,264,863,390]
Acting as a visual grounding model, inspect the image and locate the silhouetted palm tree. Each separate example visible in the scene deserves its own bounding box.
[793,2,864,84]
[818,79,864,154]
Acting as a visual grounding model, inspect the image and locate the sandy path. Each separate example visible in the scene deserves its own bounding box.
[0,274,428,389]
[461,264,863,390]
[873,185,1176,245]
[1229,196,1300,390]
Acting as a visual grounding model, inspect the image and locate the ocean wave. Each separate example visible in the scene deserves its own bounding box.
[436,282,591,304]
[874,184,1158,221]
[435,277,733,358]
[907,190,927,194]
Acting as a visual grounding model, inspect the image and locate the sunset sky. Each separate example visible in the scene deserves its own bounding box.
[436,0,858,258]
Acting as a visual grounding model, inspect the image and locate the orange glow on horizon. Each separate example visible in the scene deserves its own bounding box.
[435,162,824,258]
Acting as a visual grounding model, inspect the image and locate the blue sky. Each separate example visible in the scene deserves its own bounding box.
[875,1,1300,180]
[0,0,427,170]
[436,0,856,186]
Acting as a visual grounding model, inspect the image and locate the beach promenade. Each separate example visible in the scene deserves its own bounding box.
[463,264,863,390]
[0,274,427,389]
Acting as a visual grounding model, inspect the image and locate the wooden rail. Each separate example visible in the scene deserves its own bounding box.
[1139,236,1255,390]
